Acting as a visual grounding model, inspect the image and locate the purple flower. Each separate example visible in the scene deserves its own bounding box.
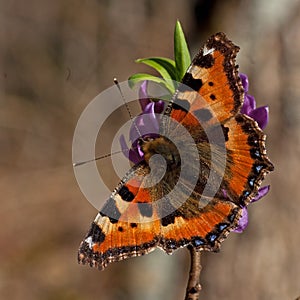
[119,81,164,164]
[234,186,270,233]
[240,73,269,130]
[233,73,271,233]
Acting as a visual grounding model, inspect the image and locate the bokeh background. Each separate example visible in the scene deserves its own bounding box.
[1,0,300,299]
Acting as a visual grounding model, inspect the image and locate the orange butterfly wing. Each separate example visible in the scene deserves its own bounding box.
[78,162,163,270]
[78,33,274,270]
[165,32,273,206]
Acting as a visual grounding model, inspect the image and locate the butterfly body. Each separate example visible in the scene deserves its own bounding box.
[78,32,273,270]
[141,136,180,168]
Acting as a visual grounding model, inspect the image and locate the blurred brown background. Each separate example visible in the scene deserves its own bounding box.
[1,0,300,299]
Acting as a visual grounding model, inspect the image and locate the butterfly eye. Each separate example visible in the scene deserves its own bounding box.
[137,138,145,145]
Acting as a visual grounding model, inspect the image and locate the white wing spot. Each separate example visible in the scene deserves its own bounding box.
[94,213,102,223]
[203,46,215,56]
[85,236,95,249]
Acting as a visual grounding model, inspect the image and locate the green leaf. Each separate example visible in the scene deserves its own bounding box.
[174,20,191,81]
[128,73,175,93]
[135,57,178,81]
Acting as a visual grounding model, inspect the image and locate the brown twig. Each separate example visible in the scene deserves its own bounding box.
[185,246,202,300]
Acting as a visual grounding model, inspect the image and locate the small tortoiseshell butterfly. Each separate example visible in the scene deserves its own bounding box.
[78,32,274,270]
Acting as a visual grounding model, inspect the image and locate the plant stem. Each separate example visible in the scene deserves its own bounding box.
[184,247,202,300]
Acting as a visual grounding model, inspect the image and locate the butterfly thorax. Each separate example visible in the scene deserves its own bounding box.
[140,136,180,170]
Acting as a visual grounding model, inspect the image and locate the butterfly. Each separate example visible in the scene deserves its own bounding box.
[78,32,274,270]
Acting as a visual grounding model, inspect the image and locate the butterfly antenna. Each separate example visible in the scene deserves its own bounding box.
[113,78,144,140]
[73,149,128,167]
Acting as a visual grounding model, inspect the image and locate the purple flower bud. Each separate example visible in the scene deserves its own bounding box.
[139,81,151,111]
[119,81,165,164]
[240,73,269,129]
[233,186,270,233]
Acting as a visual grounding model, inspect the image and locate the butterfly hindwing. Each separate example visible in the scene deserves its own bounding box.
[78,162,161,270]
[159,198,241,253]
